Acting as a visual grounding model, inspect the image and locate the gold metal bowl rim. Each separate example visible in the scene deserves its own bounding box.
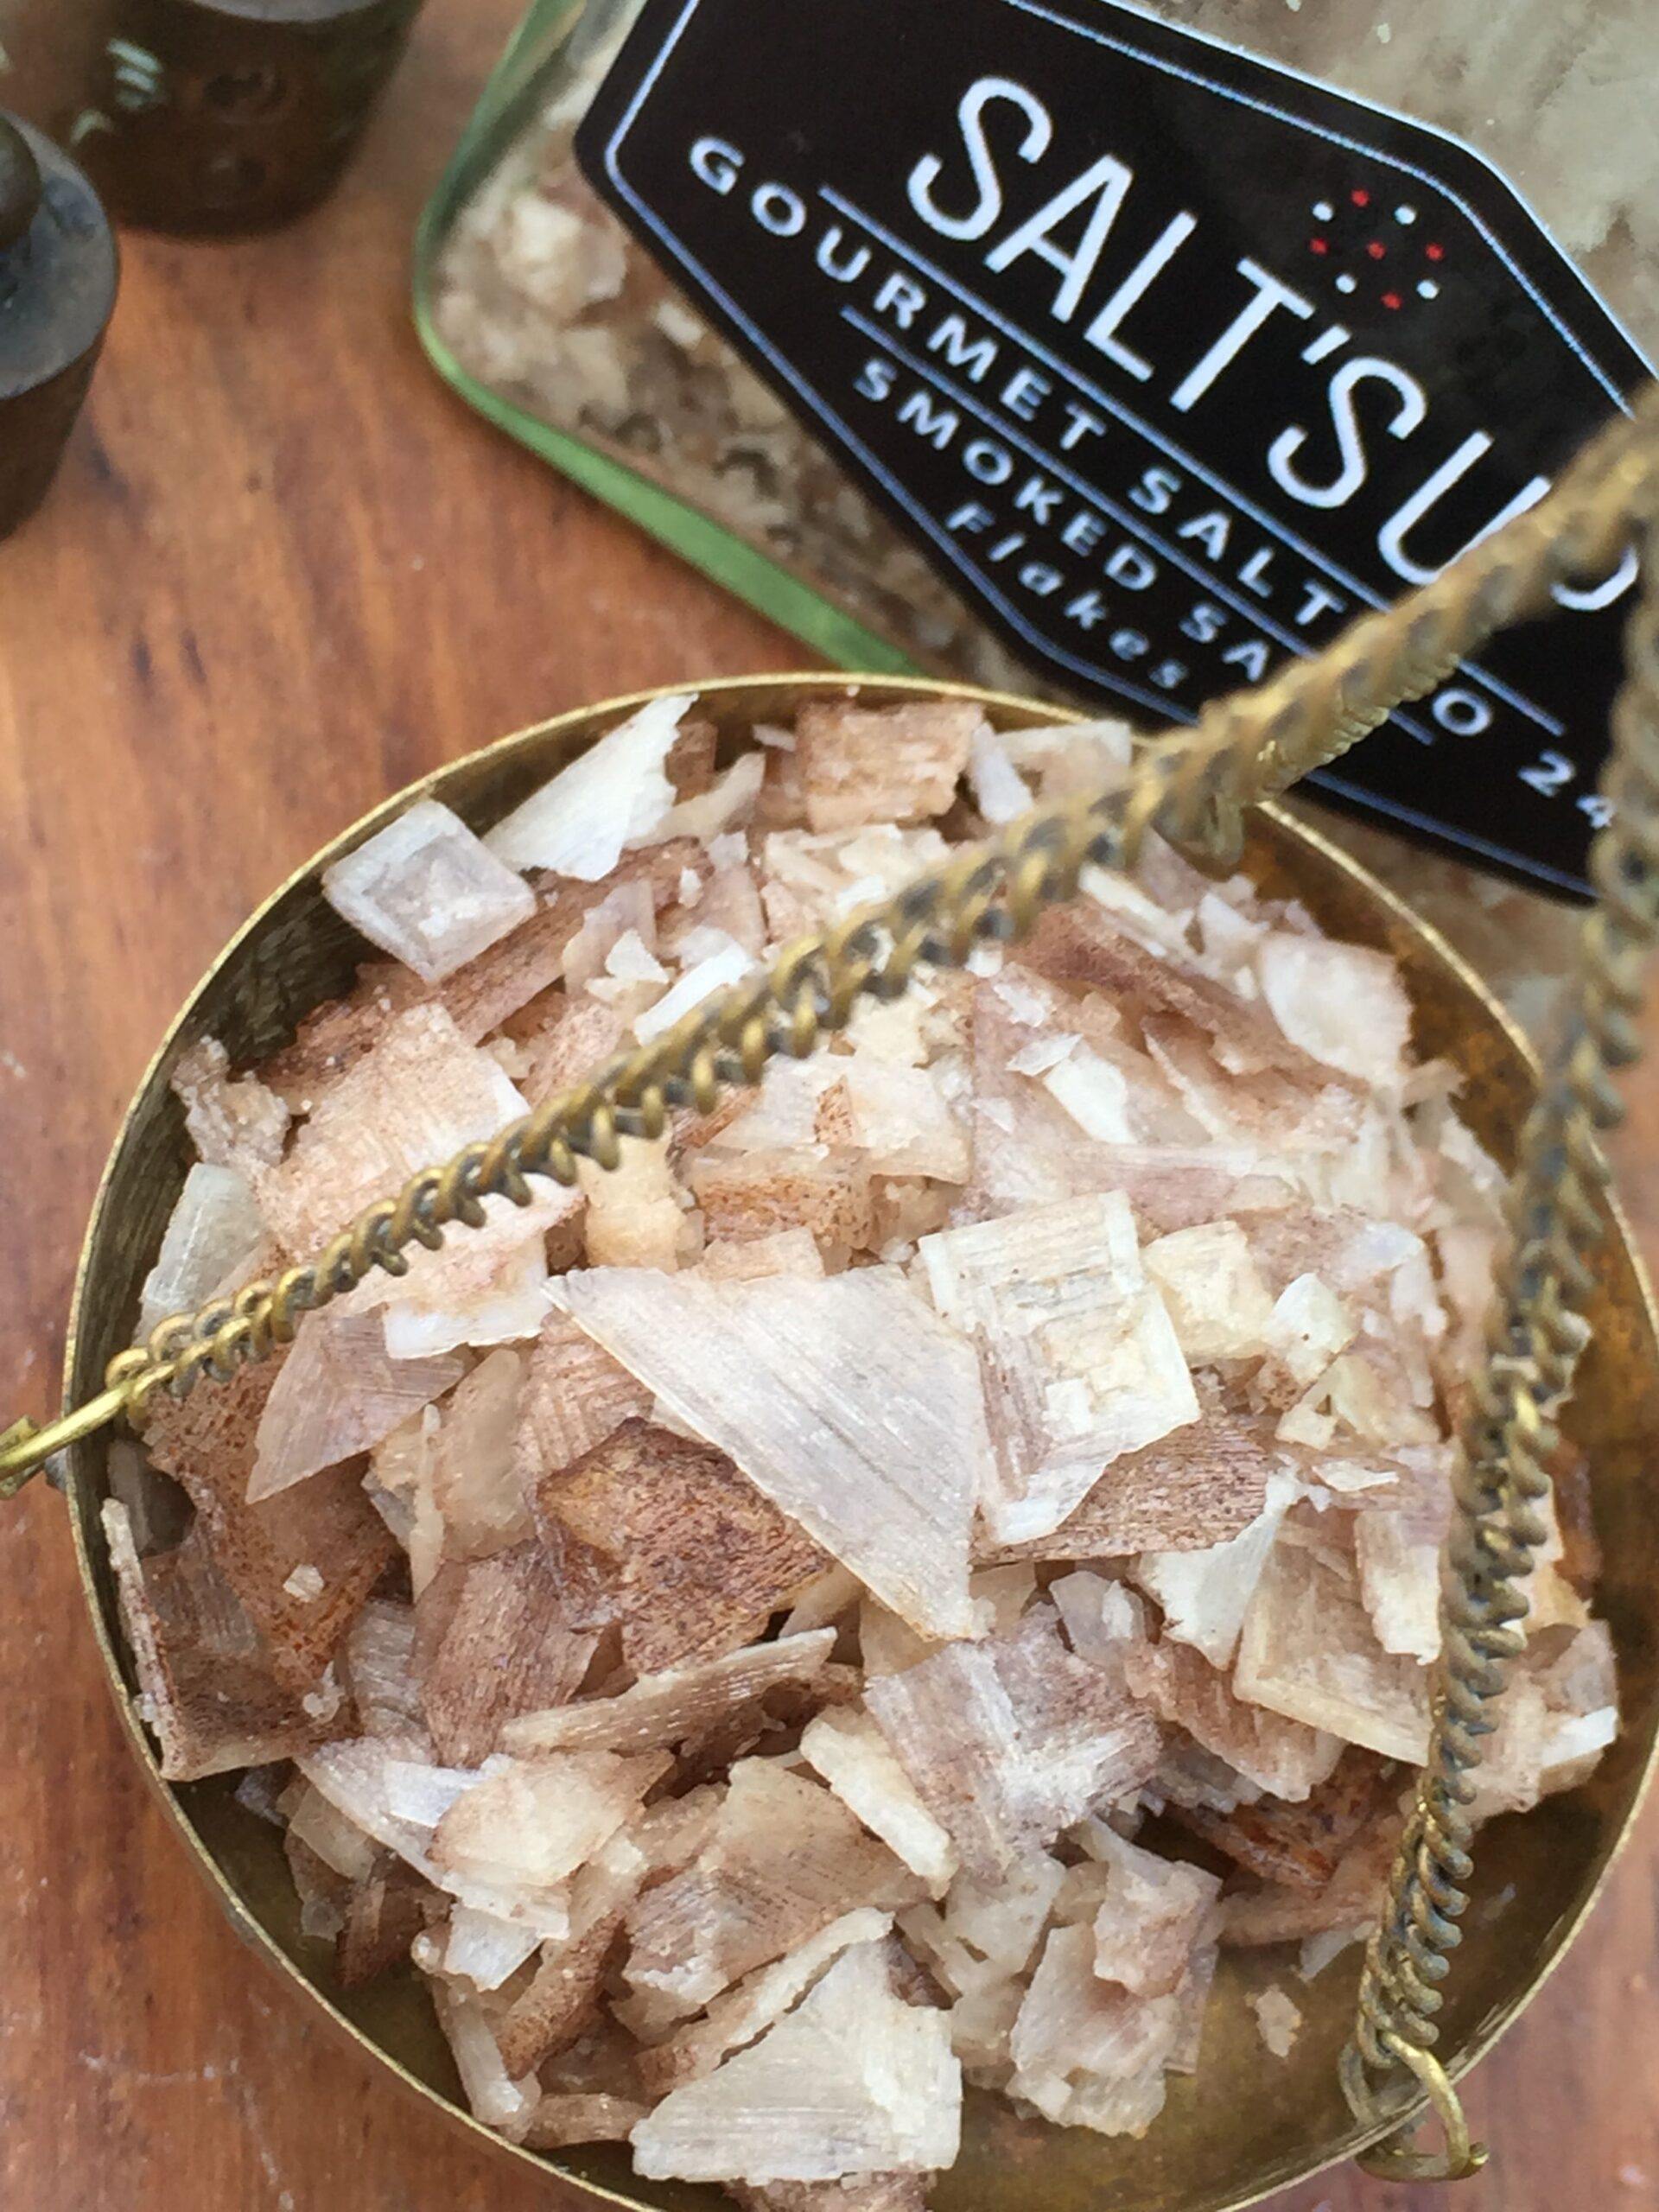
[57,670,1659,2209]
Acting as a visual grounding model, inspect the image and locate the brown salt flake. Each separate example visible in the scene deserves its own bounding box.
[254,963,418,1113]
[984,1414,1279,1563]
[253,1003,527,1258]
[493,1911,624,2077]
[1022,903,1316,1077]
[321,798,538,985]
[1546,1436,1603,1599]
[500,1630,836,1758]
[1256,931,1412,1091]
[140,1352,396,1688]
[513,1309,652,1498]
[579,1133,698,1270]
[1171,1745,1390,1891]
[1140,1015,1364,1154]
[623,1759,924,2018]
[1235,1537,1432,1764]
[1247,1986,1303,2059]
[415,1541,598,1765]
[630,1937,962,2183]
[800,1709,960,1891]
[650,748,766,844]
[920,1192,1198,1546]
[170,1036,291,1173]
[514,991,628,1107]
[1082,1827,1222,1999]
[793,698,981,834]
[688,1145,875,1265]
[556,1268,988,1641]
[1222,1796,1406,1948]
[101,1500,332,1781]
[639,1907,895,2095]
[430,1748,670,1898]
[701,1227,828,1282]
[522,2092,650,2150]
[864,1604,1163,1882]
[1122,1637,1342,1803]
[340,1598,428,1751]
[248,1311,466,1501]
[106,1440,192,1559]
[336,1858,444,1987]
[537,1417,827,1675]
[1007,1922,1185,2138]
[664,713,720,798]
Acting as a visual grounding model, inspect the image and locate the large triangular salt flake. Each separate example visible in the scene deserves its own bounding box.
[248,1311,466,1500]
[630,1939,961,2183]
[556,1268,987,1639]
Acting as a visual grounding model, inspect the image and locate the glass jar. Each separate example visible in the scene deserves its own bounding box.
[416,0,1655,1030]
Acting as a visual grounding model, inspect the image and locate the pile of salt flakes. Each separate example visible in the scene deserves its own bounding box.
[105,692,1618,2205]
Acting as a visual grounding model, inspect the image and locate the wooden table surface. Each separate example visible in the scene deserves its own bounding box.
[1,4,1656,2207]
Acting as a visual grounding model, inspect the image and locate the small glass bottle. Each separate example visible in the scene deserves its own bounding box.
[2,0,428,234]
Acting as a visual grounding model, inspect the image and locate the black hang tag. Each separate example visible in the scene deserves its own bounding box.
[576,0,1650,897]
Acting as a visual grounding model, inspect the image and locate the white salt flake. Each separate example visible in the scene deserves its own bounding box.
[1247,1986,1302,2058]
[630,1939,961,2183]
[137,1161,266,1344]
[485,693,695,880]
[633,939,756,1043]
[322,798,537,983]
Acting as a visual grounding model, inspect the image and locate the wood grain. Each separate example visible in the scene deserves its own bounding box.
[0,4,1653,2208]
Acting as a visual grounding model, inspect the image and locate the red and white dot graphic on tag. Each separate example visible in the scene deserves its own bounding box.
[1306,189,1445,314]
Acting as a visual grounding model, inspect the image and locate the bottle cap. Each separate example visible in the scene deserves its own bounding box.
[0,115,42,255]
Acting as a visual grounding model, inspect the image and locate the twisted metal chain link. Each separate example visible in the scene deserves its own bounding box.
[1339,505,1659,2178]
[6,385,1659,2187]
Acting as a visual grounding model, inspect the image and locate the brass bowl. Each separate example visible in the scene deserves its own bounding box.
[60,675,1659,2210]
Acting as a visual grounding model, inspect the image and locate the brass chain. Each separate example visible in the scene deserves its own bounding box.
[6,390,1659,2183]
[1340,501,1659,2179]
